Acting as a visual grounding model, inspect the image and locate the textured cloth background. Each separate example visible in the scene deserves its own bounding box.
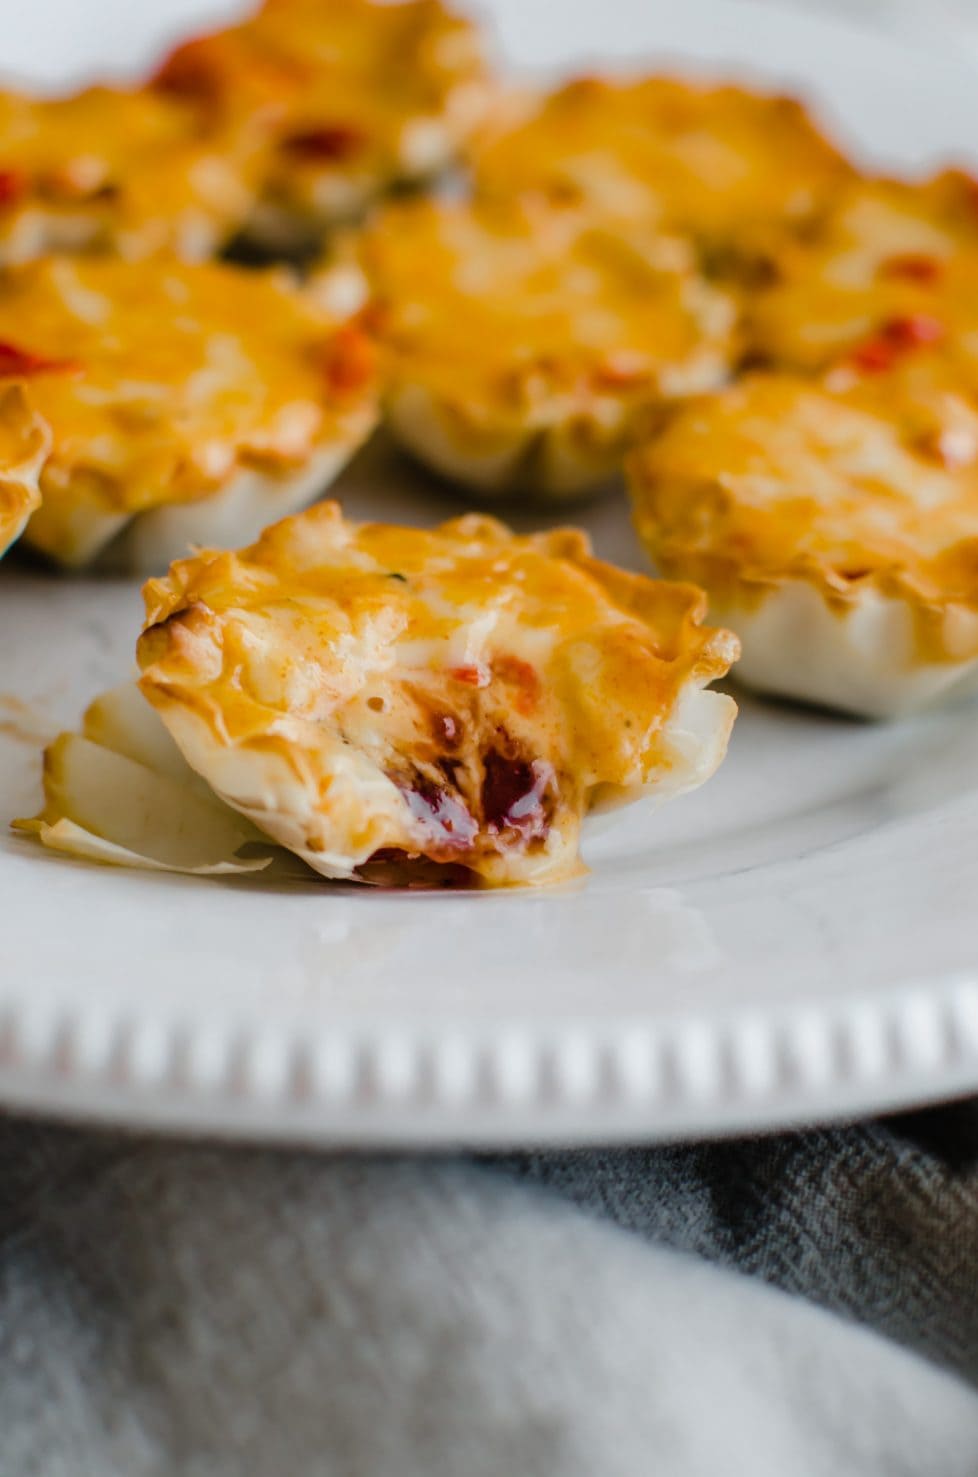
[2,1106,978,1476]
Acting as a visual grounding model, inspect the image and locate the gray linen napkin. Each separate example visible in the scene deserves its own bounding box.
[1,1107,978,1476]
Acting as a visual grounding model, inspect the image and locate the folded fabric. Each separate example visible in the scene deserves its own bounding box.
[1,1112,977,1476]
[494,1100,978,1380]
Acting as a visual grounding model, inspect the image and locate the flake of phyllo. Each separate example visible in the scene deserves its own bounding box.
[153,0,494,254]
[340,193,737,498]
[629,358,978,717]
[0,256,378,572]
[0,83,261,265]
[69,501,750,888]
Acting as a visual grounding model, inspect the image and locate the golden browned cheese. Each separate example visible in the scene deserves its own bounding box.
[749,172,978,371]
[138,502,738,886]
[155,0,493,230]
[629,362,978,650]
[0,85,259,263]
[355,193,737,431]
[472,76,852,254]
[0,257,377,565]
[0,384,50,557]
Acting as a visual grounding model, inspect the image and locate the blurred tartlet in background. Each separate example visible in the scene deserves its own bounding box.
[0,256,378,572]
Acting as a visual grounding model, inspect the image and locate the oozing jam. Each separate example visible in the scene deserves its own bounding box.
[481,751,554,839]
[392,741,557,869]
[397,774,478,851]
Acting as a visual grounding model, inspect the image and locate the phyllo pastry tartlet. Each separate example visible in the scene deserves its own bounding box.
[0,384,49,558]
[748,172,978,372]
[346,194,737,496]
[629,362,978,718]
[155,0,493,251]
[0,84,258,264]
[115,502,738,887]
[472,76,852,268]
[0,256,378,571]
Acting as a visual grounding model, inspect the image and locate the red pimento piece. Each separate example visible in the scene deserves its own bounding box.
[449,665,489,688]
[0,169,24,208]
[492,653,540,715]
[882,314,944,347]
[848,314,944,374]
[0,341,78,377]
[322,324,376,396]
[280,124,366,162]
[879,254,942,284]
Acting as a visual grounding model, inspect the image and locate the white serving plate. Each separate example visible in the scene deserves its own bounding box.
[2,0,978,1146]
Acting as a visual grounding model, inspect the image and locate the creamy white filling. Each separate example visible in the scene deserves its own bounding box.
[713,580,978,719]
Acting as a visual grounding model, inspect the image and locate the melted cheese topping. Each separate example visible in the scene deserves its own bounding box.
[137,501,738,886]
[0,384,50,557]
[0,257,377,566]
[0,84,258,263]
[472,76,851,250]
[629,364,978,659]
[155,0,492,228]
[749,172,978,370]
[355,194,737,432]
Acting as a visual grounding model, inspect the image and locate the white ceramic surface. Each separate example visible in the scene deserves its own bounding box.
[2,0,978,1145]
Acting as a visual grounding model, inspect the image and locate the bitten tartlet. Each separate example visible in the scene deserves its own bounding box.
[0,256,378,571]
[0,84,259,264]
[155,0,493,251]
[472,75,852,269]
[629,363,978,717]
[747,172,978,371]
[113,502,739,887]
[346,194,737,497]
[0,384,50,558]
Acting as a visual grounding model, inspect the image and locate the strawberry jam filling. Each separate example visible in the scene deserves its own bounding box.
[391,744,557,867]
[481,751,554,839]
